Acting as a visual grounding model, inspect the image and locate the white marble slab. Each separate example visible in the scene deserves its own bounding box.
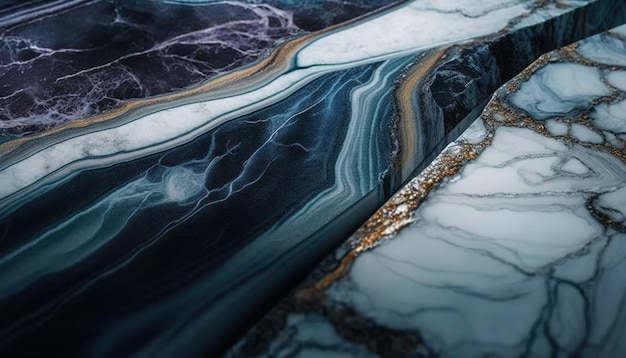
[242,22,626,358]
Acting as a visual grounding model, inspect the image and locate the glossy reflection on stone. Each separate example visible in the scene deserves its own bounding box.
[2,1,626,357]
[230,23,626,358]
[0,0,399,139]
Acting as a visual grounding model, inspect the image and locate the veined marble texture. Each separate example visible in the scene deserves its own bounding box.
[232,25,626,357]
[1,0,626,357]
[0,0,397,139]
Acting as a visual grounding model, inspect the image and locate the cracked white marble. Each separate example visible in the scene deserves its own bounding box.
[232,22,626,358]
[509,63,610,119]
[337,25,626,357]
[3,1,626,357]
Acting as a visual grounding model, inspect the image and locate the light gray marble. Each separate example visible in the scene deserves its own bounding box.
[235,22,626,358]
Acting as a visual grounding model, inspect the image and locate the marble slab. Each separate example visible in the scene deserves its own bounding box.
[0,1,625,357]
[0,0,397,139]
[231,24,626,358]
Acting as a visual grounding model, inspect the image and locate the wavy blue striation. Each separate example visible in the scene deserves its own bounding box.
[0,57,411,356]
[229,24,626,358]
[1,1,626,357]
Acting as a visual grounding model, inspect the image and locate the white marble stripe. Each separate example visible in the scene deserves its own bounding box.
[0,0,592,207]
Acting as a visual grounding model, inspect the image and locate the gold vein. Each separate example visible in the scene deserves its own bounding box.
[299,30,626,297]
[396,47,448,180]
[0,0,410,157]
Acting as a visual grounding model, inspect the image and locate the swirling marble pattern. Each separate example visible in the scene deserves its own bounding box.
[1,1,626,357]
[232,24,626,357]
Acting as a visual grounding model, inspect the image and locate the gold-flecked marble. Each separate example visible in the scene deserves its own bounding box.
[299,139,489,298]
[300,28,626,296]
[396,47,448,180]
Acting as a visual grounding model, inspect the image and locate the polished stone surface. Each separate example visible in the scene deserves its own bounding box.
[0,0,398,139]
[1,1,625,357]
[231,24,626,358]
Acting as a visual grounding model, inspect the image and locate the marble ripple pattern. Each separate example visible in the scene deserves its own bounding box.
[231,25,626,357]
[1,0,626,357]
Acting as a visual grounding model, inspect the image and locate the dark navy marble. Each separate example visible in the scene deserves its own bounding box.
[0,61,403,356]
[0,0,400,139]
[1,1,626,357]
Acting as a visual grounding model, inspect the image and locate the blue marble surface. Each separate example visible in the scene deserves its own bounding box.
[0,0,625,356]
